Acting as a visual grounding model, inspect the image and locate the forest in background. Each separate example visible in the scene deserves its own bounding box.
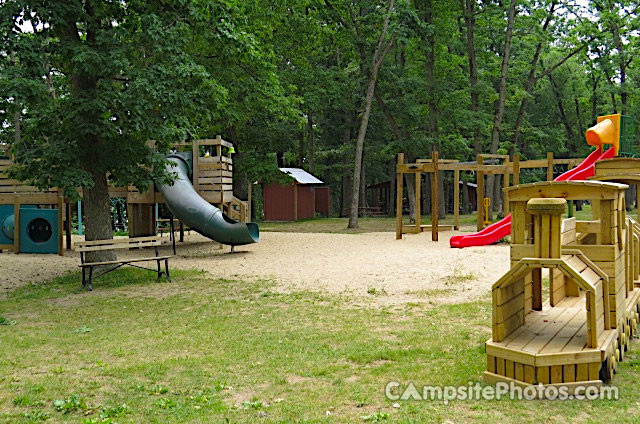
[2,0,640,229]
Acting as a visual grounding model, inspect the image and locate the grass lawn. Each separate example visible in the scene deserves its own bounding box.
[2,270,640,423]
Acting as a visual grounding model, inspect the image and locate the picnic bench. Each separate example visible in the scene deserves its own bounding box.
[75,236,171,291]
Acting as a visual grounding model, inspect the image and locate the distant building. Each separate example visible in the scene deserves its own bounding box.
[263,168,329,221]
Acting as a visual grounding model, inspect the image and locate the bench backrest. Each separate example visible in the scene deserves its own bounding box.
[75,236,162,252]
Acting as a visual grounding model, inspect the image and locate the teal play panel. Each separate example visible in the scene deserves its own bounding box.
[0,205,13,245]
[19,208,59,253]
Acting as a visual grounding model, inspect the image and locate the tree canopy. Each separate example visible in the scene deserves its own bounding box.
[2,0,640,231]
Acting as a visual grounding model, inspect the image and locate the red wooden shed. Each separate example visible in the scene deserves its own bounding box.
[263,168,328,221]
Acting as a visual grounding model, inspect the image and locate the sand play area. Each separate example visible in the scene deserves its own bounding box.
[0,231,509,304]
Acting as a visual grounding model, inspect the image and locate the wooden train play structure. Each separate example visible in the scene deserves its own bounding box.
[0,137,250,255]
[485,115,640,390]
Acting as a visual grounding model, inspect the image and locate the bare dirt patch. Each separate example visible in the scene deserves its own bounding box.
[0,231,509,305]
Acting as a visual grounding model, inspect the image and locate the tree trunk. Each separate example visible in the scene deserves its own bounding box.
[548,70,575,142]
[348,0,396,228]
[405,155,417,221]
[84,169,116,262]
[486,0,517,221]
[461,0,481,154]
[591,75,599,125]
[298,131,305,167]
[307,111,315,173]
[511,1,556,151]
[489,0,517,155]
[462,180,470,214]
[573,86,585,137]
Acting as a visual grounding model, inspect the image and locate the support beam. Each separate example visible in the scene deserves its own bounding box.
[13,195,20,254]
[396,153,404,240]
[477,155,484,231]
[547,152,554,181]
[454,169,460,230]
[415,172,421,234]
[57,195,64,256]
[65,201,72,250]
[432,151,439,241]
[513,154,520,185]
[248,183,253,222]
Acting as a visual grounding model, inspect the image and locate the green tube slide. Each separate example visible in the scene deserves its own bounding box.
[158,155,259,246]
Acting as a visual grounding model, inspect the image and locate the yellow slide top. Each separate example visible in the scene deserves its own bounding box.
[585,113,620,155]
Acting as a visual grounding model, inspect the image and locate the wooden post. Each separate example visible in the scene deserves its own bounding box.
[432,151,439,241]
[453,169,460,230]
[13,195,20,254]
[192,140,199,192]
[528,198,566,307]
[502,157,509,216]
[513,154,520,185]
[247,183,253,222]
[547,152,554,181]
[57,195,64,256]
[396,153,404,240]
[637,183,639,223]
[65,201,72,250]
[414,172,421,234]
[293,183,298,221]
[476,155,484,231]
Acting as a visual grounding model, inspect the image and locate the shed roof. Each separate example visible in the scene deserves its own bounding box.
[279,168,323,184]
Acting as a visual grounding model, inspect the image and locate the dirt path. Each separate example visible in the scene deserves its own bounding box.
[0,231,509,304]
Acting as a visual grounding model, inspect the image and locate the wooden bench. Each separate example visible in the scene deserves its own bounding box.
[75,236,171,291]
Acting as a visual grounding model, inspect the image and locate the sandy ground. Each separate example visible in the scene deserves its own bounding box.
[0,231,510,305]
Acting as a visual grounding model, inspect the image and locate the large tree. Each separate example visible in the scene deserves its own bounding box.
[0,1,273,260]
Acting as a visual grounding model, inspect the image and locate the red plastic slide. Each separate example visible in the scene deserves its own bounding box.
[449,147,615,248]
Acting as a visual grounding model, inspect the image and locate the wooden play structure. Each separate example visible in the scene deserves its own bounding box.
[0,144,69,255]
[115,137,250,238]
[395,151,583,241]
[485,180,640,389]
[0,137,250,254]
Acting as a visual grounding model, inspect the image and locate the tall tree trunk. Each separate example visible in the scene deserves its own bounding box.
[573,86,585,137]
[461,0,481,154]
[84,168,116,262]
[307,111,315,173]
[462,180,470,214]
[340,108,352,217]
[348,0,396,228]
[591,75,599,125]
[486,0,517,221]
[511,1,556,152]
[548,70,575,142]
[298,131,305,168]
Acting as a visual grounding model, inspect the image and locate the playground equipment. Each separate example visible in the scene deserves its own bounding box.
[395,151,584,241]
[0,145,67,255]
[485,115,640,390]
[0,137,256,254]
[158,154,258,246]
[450,113,632,248]
[485,181,640,389]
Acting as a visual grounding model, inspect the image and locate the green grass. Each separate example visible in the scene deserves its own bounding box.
[2,269,640,423]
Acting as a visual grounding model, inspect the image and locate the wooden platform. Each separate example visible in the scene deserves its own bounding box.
[486,293,617,385]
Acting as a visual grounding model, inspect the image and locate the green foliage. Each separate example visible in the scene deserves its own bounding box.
[0,315,16,325]
[53,394,87,414]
